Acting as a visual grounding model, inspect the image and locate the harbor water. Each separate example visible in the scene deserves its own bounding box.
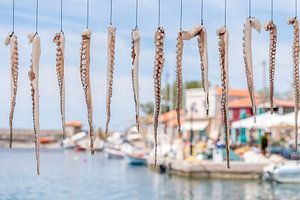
[0,149,299,200]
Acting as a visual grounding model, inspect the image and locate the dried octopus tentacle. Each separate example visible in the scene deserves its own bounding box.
[197,26,210,117]
[80,29,94,154]
[182,25,210,116]
[53,32,66,138]
[105,25,116,134]
[131,28,140,132]
[5,33,19,148]
[28,33,41,175]
[288,17,300,151]
[243,17,261,121]
[217,26,230,168]
[175,32,183,134]
[181,25,202,40]
[264,20,277,114]
[153,27,165,167]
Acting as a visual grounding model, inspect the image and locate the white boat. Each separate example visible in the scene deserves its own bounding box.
[62,131,87,149]
[94,138,105,152]
[263,163,300,183]
[104,147,124,159]
[75,137,105,152]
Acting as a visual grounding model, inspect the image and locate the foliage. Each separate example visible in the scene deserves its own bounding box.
[140,102,154,115]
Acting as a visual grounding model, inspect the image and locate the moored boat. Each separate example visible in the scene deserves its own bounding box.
[75,144,86,152]
[39,137,57,144]
[62,131,87,149]
[104,147,124,159]
[263,162,300,183]
[273,164,300,183]
[125,153,147,165]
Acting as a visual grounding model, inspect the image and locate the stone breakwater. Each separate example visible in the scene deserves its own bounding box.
[0,129,62,148]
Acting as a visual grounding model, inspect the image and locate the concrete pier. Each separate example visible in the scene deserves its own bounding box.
[148,158,268,180]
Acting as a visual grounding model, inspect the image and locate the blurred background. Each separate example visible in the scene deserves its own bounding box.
[1,0,300,199]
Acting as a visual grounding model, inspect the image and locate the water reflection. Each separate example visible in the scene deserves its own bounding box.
[0,149,299,200]
[158,175,300,200]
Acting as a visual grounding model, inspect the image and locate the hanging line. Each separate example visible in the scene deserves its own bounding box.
[135,0,138,28]
[11,0,15,34]
[224,0,227,27]
[35,0,39,33]
[179,0,183,31]
[86,0,89,28]
[201,0,204,25]
[158,0,161,27]
[248,0,252,18]
[295,0,298,18]
[60,0,63,32]
[110,0,113,25]
[270,0,274,22]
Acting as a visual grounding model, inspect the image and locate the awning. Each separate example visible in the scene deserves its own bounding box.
[182,121,209,131]
[272,111,300,128]
[231,112,281,129]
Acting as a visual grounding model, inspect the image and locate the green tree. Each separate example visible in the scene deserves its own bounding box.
[140,102,154,115]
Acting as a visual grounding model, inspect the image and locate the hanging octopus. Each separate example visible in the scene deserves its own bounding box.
[197,26,210,117]
[181,25,210,117]
[264,20,277,114]
[217,26,230,168]
[28,33,41,175]
[243,17,261,120]
[80,29,94,154]
[53,32,66,138]
[131,28,140,132]
[105,25,116,134]
[153,27,165,167]
[5,33,19,148]
[175,31,183,134]
[288,17,300,151]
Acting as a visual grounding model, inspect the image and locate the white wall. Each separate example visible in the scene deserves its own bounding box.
[185,88,217,119]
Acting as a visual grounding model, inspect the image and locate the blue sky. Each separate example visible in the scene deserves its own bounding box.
[0,0,297,131]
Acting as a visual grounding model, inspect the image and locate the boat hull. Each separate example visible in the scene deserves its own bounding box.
[125,155,146,165]
[273,165,300,183]
[105,148,124,159]
[264,163,300,184]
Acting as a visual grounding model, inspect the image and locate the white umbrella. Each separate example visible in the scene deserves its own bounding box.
[232,112,281,129]
[272,111,300,128]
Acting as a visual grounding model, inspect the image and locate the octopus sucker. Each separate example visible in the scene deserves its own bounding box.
[131,28,140,132]
[153,27,165,167]
[175,31,183,134]
[105,25,116,135]
[264,20,277,114]
[217,26,230,168]
[53,32,66,138]
[80,29,94,154]
[243,17,261,121]
[288,17,300,151]
[5,33,19,148]
[28,33,41,175]
[182,25,210,117]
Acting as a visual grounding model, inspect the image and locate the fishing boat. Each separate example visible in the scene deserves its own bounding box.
[75,144,86,152]
[75,137,105,152]
[263,162,300,183]
[62,131,87,149]
[39,137,57,144]
[94,138,105,152]
[125,153,147,165]
[104,147,124,159]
